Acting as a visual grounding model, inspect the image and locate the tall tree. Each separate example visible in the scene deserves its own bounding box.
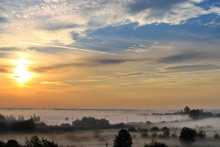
[113,129,133,147]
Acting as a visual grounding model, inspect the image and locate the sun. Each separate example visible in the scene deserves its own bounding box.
[11,57,32,84]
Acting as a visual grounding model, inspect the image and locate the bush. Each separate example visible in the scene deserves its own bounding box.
[151,127,160,132]
[214,133,219,138]
[171,132,177,138]
[180,127,197,143]
[25,136,58,147]
[0,140,21,147]
[146,121,152,124]
[198,130,206,138]
[113,129,133,147]
[144,140,168,147]
[128,127,137,132]
[141,131,149,138]
[161,127,170,138]
[151,132,157,138]
[138,128,148,132]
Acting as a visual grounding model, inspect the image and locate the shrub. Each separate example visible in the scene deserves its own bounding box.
[141,131,149,138]
[146,121,152,124]
[214,133,219,138]
[25,136,58,147]
[161,127,170,138]
[151,127,160,132]
[144,140,168,147]
[151,132,157,138]
[128,127,137,132]
[198,130,206,138]
[171,132,177,138]
[180,127,197,143]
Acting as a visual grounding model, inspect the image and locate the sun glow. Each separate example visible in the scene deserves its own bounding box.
[11,57,32,84]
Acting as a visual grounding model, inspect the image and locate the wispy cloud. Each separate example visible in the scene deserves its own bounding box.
[19,41,117,55]
[164,64,220,72]
[40,81,69,86]
[31,57,147,72]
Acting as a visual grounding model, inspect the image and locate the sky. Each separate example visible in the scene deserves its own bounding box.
[0,0,220,109]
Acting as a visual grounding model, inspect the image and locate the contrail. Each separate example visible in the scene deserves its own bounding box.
[19,41,117,56]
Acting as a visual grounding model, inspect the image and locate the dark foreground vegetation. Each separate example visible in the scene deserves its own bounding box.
[0,136,58,147]
[0,126,219,147]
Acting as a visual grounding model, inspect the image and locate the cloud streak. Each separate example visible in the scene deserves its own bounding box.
[32,57,147,72]
[19,41,117,55]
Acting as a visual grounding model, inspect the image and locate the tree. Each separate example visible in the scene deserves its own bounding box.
[113,129,133,147]
[162,129,170,138]
[11,119,36,132]
[184,106,190,114]
[144,140,168,147]
[6,140,21,147]
[180,127,197,143]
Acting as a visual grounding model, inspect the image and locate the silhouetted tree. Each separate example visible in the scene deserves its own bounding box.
[11,119,36,132]
[0,140,21,147]
[72,117,109,127]
[151,127,160,132]
[6,140,21,147]
[144,140,168,147]
[31,114,41,123]
[184,106,190,114]
[180,127,197,143]
[189,109,214,119]
[25,136,58,147]
[0,114,5,121]
[113,129,133,147]
[162,129,170,138]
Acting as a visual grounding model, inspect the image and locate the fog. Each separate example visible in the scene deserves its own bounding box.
[1,108,220,147]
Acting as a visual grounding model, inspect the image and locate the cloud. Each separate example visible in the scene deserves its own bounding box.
[159,52,207,63]
[0,0,220,47]
[158,50,220,63]
[127,0,188,14]
[0,16,7,23]
[40,81,69,86]
[165,64,220,72]
[32,57,147,72]
[20,42,116,55]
